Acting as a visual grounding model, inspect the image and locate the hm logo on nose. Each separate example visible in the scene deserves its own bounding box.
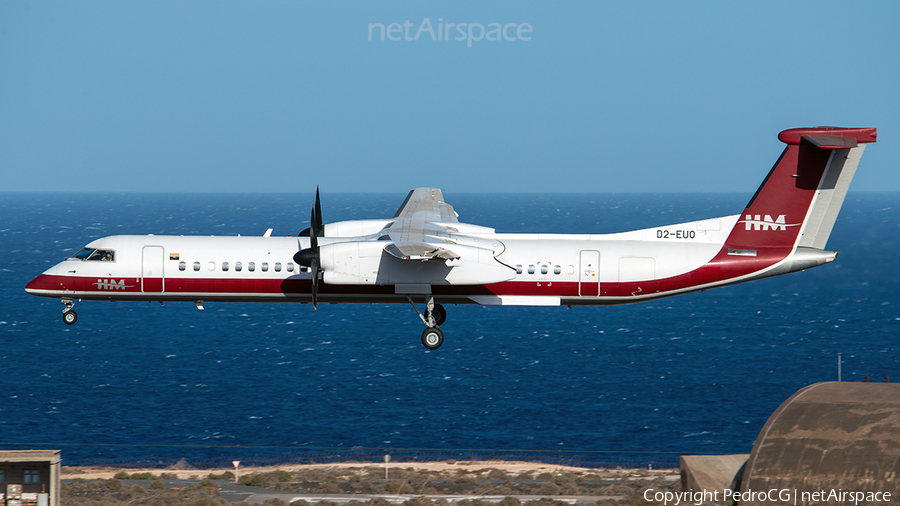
[94,279,127,290]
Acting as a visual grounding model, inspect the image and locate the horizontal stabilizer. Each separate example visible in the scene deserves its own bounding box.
[778,127,876,145]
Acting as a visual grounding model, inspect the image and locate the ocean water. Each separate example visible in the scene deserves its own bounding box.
[1,192,899,468]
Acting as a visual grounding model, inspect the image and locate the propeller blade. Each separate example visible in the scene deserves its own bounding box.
[310,204,319,309]
[298,187,324,237]
[309,205,318,251]
[314,186,324,238]
[311,254,319,310]
[294,197,323,308]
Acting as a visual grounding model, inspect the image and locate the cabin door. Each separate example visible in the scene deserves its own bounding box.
[142,245,165,292]
[579,250,600,296]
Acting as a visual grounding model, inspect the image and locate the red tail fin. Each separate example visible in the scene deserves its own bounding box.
[725,126,876,250]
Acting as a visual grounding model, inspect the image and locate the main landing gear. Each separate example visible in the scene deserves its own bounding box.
[62,299,77,325]
[407,296,446,350]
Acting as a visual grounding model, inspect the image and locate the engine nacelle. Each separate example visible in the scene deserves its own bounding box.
[320,241,384,285]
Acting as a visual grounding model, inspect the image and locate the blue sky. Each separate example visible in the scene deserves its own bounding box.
[2,1,898,193]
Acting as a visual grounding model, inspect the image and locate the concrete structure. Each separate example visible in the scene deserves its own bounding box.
[680,454,748,498]
[740,382,900,505]
[680,382,900,505]
[0,450,60,506]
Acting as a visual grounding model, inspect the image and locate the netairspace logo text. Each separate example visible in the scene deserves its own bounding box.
[368,18,532,48]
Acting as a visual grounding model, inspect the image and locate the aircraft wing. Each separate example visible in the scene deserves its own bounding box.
[392,188,459,223]
[384,188,462,260]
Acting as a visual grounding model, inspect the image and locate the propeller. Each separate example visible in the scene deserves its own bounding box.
[294,191,323,309]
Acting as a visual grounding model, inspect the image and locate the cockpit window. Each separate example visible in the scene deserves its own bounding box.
[72,248,95,260]
[71,248,115,262]
[89,250,115,262]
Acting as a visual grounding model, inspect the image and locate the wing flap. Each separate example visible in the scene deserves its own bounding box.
[384,241,460,261]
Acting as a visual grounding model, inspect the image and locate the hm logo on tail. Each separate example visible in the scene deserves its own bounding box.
[740,214,801,231]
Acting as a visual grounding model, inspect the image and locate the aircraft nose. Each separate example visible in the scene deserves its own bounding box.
[25,273,53,294]
[25,263,63,295]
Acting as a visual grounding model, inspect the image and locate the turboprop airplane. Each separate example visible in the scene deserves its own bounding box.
[26,126,876,350]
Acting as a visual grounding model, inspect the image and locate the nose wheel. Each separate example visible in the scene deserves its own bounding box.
[62,299,77,325]
[63,310,77,325]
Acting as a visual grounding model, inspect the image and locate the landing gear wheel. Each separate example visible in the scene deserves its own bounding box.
[432,303,447,326]
[421,326,444,350]
[63,310,77,325]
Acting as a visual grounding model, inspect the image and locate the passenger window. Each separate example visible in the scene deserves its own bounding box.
[567,265,575,275]
[554,265,561,275]
[274,262,282,272]
[528,265,535,274]
[208,261,215,272]
[540,265,548,275]
[193,261,201,271]
[178,261,186,271]
[235,261,242,272]
[516,264,523,274]
[287,262,295,272]
[222,261,229,271]
[261,262,269,272]
[248,262,255,272]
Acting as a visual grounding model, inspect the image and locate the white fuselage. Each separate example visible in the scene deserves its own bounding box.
[28,213,795,308]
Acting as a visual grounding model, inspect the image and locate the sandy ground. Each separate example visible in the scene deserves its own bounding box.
[61,460,679,481]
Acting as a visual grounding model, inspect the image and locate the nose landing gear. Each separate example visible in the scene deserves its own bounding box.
[62,299,77,325]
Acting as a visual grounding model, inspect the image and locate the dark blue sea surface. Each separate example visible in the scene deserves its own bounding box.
[1,192,898,467]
